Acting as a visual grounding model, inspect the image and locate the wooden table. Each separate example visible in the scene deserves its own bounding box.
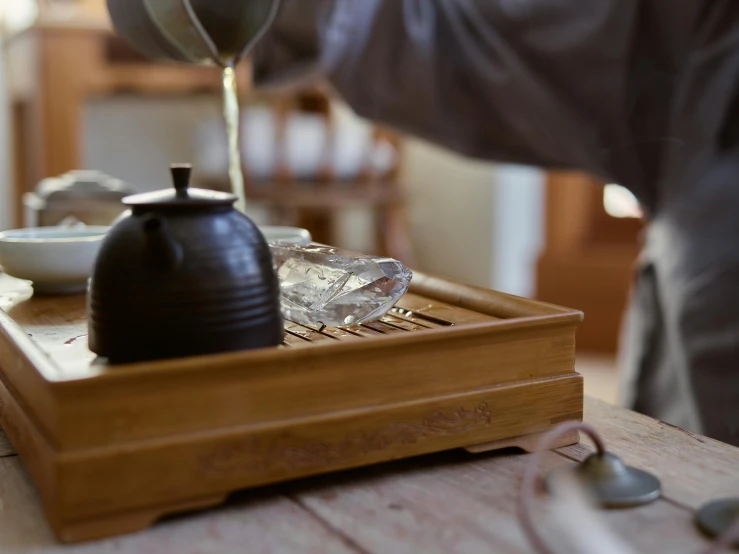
[0,397,737,553]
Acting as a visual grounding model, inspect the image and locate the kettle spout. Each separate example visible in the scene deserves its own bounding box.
[143,215,183,270]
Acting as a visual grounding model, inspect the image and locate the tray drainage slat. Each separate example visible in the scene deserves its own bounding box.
[361,321,405,334]
[284,323,339,343]
[281,311,439,345]
[319,327,365,340]
[380,315,434,332]
[389,308,452,328]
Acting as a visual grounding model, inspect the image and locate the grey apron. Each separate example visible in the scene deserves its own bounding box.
[254,0,739,445]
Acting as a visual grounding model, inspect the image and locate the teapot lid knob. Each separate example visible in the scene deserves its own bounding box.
[124,162,235,208]
[170,163,192,197]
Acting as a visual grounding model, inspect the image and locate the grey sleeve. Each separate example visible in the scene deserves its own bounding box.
[253,0,643,178]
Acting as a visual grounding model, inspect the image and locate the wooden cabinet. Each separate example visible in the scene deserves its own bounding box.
[535,171,643,353]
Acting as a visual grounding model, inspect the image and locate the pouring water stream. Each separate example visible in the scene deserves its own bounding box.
[179,0,282,213]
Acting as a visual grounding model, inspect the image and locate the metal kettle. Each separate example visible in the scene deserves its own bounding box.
[106,0,281,66]
[24,170,137,227]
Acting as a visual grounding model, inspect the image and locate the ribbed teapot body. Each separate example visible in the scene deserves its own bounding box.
[88,207,284,363]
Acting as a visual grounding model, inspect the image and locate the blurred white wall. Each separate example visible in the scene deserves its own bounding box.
[403,138,497,287]
[84,97,222,191]
[491,164,545,297]
[0,41,12,231]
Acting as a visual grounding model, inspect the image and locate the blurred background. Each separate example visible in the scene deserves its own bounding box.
[0,0,645,403]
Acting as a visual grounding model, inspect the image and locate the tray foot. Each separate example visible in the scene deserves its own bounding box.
[53,493,229,543]
[464,429,580,454]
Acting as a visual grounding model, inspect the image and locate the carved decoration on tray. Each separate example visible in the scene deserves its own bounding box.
[201,402,491,476]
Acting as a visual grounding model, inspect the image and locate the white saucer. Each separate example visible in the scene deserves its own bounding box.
[0,227,110,294]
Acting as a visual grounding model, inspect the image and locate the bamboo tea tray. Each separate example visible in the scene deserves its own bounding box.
[0,271,583,543]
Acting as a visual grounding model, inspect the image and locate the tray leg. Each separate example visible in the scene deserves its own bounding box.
[464,429,580,454]
[52,493,229,543]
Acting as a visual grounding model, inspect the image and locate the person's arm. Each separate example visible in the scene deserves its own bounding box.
[254,0,654,181]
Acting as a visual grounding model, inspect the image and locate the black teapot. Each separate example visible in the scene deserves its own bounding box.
[88,164,284,363]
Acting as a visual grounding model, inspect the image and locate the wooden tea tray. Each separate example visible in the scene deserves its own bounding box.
[0,271,583,543]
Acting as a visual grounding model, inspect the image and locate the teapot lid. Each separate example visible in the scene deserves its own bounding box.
[124,164,236,208]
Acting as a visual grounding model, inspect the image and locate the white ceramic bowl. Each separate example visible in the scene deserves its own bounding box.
[259,226,312,245]
[0,227,109,294]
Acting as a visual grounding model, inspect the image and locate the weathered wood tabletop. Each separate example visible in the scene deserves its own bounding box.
[1,397,737,553]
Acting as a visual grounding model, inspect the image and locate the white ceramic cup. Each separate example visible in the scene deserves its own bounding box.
[259,226,312,245]
[0,226,110,294]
